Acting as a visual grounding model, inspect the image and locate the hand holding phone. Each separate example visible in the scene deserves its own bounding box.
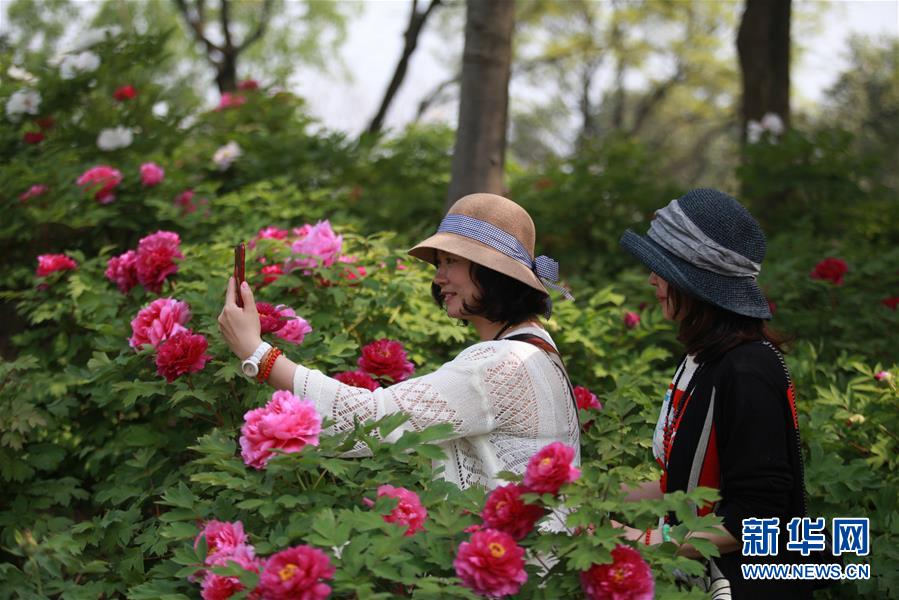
[234,242,246,307]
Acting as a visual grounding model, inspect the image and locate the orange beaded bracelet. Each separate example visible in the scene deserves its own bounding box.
[257,347,282,383]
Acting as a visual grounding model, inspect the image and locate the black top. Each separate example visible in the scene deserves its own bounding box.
[666,342,811,599]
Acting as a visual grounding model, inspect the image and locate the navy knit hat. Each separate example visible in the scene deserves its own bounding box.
[619,188,771,319]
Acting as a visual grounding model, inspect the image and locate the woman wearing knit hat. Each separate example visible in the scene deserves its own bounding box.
[218,193,579,490]
[617,188,814,598]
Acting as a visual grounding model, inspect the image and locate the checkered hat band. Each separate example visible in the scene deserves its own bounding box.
[648,199,761,278]
[437,214,573,300]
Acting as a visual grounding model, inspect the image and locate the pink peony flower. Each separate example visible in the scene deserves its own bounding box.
[36,254,77,277]
[260,264,284,285]
[255,226,290,243]
[240,390,322,469]
[23,131,43,144]
[333,370,380,391]
[357,339,415,383]
[216,92,246,110]
[140,162,165,187]
[256,302,287,334]
[623,311,640,329]
[200,545,261,600]
[20,184,48,202]
[106,249,139,294]
[76,164,123,204]
[174,189,196,214]
[810,257,848,285]
[194,521,250,565]
[875,371,892,381]
[258,545,334,600]
[882,297,899,311]
[523,441,581,495]
[274,305,312,345]
[129,297,191,349]
[155,330,211,382]
[481,483,545,541]
[238,79,259,90]
[113,85,137,101]
[287,220,343,271]
[370,485,427,537]
[580,545,655,600]
[454,528,527,598]
[136,230,183,293]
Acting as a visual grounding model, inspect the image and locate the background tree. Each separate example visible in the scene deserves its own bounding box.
[736,0,791,138]
[445,0,515,209]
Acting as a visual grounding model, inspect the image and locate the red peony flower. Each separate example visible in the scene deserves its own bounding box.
[139,162,165,187]
[216,92,246,110]
[256,302,287,334]
[523,441,581,495]
[875,370,892,382]
[76,164,123,204]
[454,528,527,598]
[358,339,415,383]
[768,299,777,315]
[113,85,137,101]
[20,184,48,202]
[130,298,191,349]
[623,311,640,329]
[580,545,655,600]
[199,545,261,600]
[240,390,322,469]
[238,79,259,90]
[810,257,848,285]
[574,385,602,412]
[260,264,284,285]
[333,370,380,391]
[106,249,139,294]
[258,545,334,600]
[36,254,77,277]
[155,330,211,382]
[194,520,250,565]
[481,483,545,541]
[35,116,55,130]
[370,485,427,537]
[135,230,183,293]
[174,189,196,214]
[23,131,43,144]
[882,297,899,311]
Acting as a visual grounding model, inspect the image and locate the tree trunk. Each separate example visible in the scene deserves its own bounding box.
[737,0,791,139]
[445,0,515,211]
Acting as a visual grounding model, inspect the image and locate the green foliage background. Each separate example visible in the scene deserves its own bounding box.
[1,27,897,600]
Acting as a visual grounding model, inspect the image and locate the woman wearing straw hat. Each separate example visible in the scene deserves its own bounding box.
[617,189,812,598]
[219,193,579,490]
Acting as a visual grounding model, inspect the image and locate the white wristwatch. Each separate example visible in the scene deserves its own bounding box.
[241,341,272,378]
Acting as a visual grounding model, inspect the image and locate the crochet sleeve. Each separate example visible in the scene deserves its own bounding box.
[292,343,530,450]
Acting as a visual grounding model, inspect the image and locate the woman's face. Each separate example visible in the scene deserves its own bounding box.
[434,250,480,319]
[648,272,678,320]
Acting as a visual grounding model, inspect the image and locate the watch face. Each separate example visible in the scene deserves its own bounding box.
[242,361,259,377]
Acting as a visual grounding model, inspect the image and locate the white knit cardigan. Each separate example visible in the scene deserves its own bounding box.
[292,326,581,489]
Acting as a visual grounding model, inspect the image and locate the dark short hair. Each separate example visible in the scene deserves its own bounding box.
[431,262,549,325]
[668,283,788,363]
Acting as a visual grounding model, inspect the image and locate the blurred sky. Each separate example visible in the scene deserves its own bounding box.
[297,0,899,134]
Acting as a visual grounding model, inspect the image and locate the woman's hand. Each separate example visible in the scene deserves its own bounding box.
[218,277,263,360]
[611,520,660,545]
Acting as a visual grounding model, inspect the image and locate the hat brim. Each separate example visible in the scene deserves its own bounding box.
[619,230,771,319]
[409,232,550,297]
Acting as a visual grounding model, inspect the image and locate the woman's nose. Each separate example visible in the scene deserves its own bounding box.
[434,267,448,285]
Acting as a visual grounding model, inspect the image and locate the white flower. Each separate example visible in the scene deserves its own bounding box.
[7,65,37,83]
[746,120,764,144]
[59,51,101,80]
[761,112,785,136]
[74,26,122,50]
[213,141,242,171]
[5,89,41,122]
[97,126,133,151]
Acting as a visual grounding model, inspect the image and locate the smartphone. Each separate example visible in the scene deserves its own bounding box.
[234,242,246,307]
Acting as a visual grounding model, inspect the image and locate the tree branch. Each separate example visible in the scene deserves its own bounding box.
[237,0,274,52]
[414,72,459,122]
[367,0,443,134]
[627,63,686,136]
[172,0,223,63]
[220,0,233,52]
